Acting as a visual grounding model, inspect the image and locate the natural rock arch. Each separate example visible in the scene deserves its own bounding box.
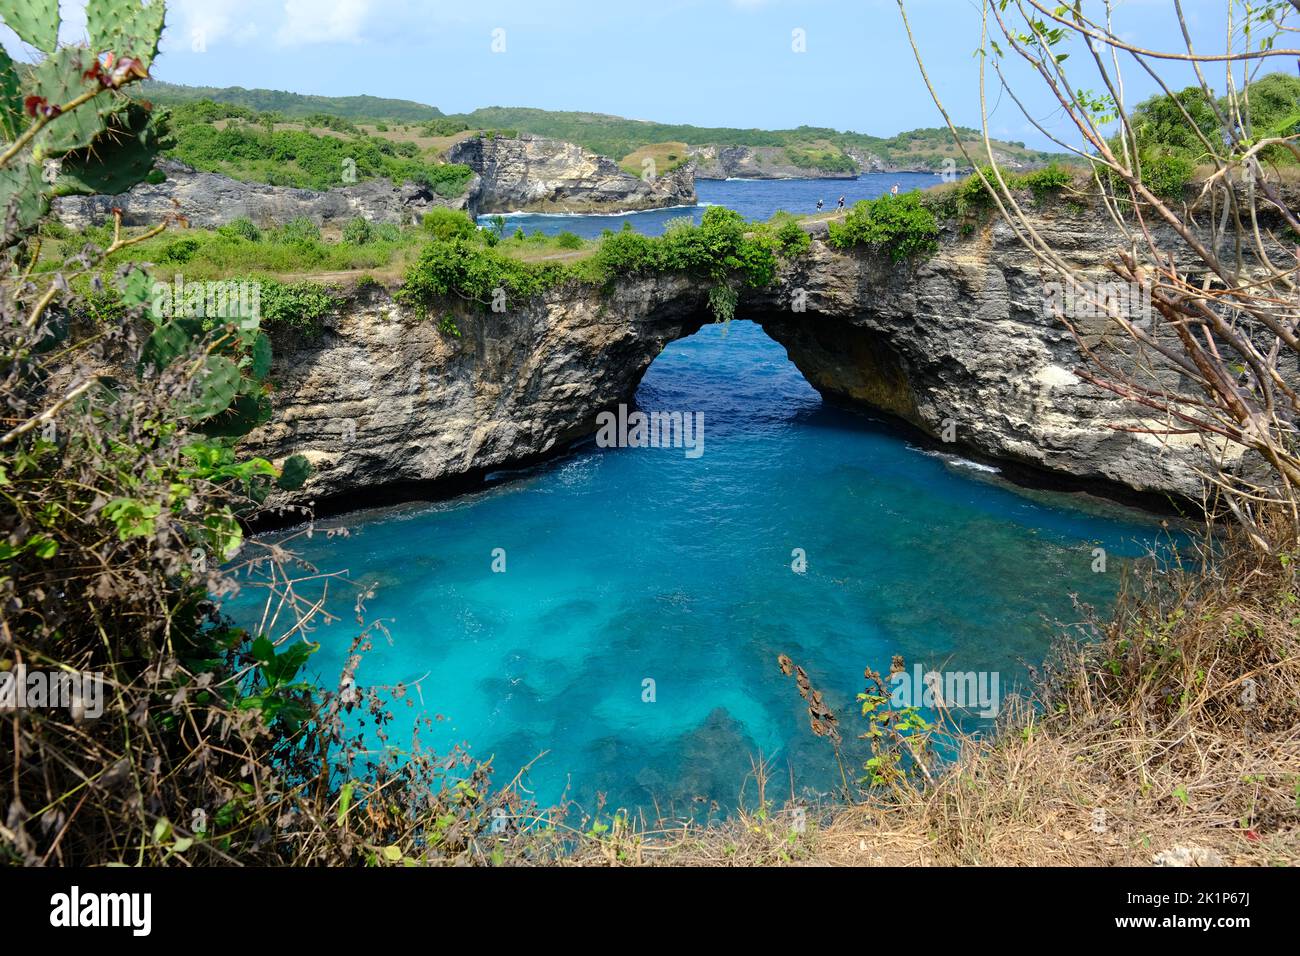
[251,211,1223,516]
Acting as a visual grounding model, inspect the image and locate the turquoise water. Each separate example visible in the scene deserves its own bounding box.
[479,172,943,238]
[223,320,1169,815]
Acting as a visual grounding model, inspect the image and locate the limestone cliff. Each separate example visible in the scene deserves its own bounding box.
[688,145,858,180]
[842,147,1035,176]
[247,202,1267,514]
[448,134,696,213]
[53,159,480,230]
[687,144,1038,180]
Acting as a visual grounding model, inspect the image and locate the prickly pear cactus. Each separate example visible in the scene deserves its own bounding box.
[0,0,61,54]
[87,0,165,70]
[185,355,243,421]
[0,47,21,140]
[0,0,168,243]
[1,0,310,498]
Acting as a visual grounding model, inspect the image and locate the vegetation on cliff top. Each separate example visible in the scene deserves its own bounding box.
[1124,72,1300,168]
[396,206,793,324]
[141,78,446,122]
[164,100,474,195]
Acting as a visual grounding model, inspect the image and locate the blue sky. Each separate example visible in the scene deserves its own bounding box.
[0,1,1267,149]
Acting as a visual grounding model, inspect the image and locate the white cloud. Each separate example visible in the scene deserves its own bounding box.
[276,0,371,46]
[159,0,371,52]
[166,0,262,50]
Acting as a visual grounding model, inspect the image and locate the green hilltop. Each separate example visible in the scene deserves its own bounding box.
[447,106,1063,170]
[140,79,445,123]
[142,81,1064,173]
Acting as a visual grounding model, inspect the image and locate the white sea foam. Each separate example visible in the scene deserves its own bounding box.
[911,445,1001,474]
[477,202,705,221]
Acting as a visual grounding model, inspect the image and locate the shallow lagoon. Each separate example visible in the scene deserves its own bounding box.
[223,320,1171,813]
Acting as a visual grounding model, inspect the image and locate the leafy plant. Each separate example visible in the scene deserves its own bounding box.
[342,216,375,246]
[421,207,478,241]
[776,218,811,257]
[828,192,940,261]
[218,216,262,242]
[258,278,341,334]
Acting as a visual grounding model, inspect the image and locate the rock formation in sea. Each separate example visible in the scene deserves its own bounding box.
[447,133,697,213]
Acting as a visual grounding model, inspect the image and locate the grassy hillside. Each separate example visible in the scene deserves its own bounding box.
[141,83,1066,177]
[161,100,472,195]
[142,79,444,123]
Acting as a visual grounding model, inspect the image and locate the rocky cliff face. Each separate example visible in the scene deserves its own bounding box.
[248,202,1259,514]
[688,145,858,180]
[53,159,480,230]
[843,147,1034,177]
[448,134,696,213]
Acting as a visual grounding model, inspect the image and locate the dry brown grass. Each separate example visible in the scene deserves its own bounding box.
[357,125,478,159]
[618,141,690,177]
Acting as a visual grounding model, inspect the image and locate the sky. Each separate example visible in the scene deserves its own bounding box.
[0,1,1280,149]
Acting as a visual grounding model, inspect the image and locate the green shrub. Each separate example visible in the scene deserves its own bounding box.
[398,238,562,311]
[421,118,472,137]
[218,217,263,242]
[422,208,478,241]
[259,279,342,334]
[1139,153,1194,200]
[279,217,322,244]
[342,217,376,246]
[555,231,583,249]
[160,235,202,263]
[1020,163,1073,200]
[588,210,778,288]
[828,193,940,261]
[592,225,658,276]
[776,219,811,257]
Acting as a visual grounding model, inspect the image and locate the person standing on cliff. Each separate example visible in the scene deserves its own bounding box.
[816,198,824,212]
[837,195,845,209]
[891,183,900,195]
